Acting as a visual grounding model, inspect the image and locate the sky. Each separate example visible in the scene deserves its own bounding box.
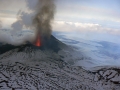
[0,0,120,44]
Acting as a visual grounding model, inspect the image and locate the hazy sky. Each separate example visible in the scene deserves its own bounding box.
[54,0,120,33]
[0,0,120,43]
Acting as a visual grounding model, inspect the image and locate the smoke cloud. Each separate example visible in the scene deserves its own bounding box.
[32,0,55,39]
[0,0,55,45]
[0,29,35,46]
[11,0,56,44]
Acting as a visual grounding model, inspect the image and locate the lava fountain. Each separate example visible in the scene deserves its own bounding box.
[34,36,41,47]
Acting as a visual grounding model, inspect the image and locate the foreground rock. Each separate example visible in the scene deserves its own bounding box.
[0,54,120,90]
[0,35,120,90]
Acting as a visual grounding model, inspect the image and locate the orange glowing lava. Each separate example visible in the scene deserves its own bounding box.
[35,36,41,47]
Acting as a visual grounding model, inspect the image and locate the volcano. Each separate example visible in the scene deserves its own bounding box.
[0,35,66,54]
[0,35,120,90]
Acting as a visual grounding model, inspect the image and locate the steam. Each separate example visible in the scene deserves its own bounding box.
[11,0,55,44]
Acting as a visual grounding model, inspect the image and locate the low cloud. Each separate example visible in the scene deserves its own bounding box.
[52,21,120,35]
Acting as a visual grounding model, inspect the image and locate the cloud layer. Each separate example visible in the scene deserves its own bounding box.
[52,21,120,35]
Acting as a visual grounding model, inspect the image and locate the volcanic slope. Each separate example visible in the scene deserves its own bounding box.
[0,35,120,90]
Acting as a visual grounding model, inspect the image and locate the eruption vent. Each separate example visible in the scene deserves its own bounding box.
[35,35,41,47]
[32,0,55,46]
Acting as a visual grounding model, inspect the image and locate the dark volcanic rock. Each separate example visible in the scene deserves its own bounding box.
[0,35,66,54]
[0,35,120,90]
[0,61,120,90]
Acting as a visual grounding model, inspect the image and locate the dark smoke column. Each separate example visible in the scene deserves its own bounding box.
[33,0,55,46]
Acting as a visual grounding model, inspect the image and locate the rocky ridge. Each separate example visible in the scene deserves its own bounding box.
[0,49,120,90]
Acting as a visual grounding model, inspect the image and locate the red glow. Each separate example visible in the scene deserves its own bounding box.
[35,36,41,47]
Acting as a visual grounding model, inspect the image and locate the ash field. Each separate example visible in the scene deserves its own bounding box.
[0,35,120,90]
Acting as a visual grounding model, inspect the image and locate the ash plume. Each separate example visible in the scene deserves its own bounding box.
[32,0,55,42]
[0,0,55,46]
[11,0,56,45]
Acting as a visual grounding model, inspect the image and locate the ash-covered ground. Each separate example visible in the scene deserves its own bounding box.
[0,36,120,90]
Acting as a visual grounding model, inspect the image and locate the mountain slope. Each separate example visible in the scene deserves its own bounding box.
[0,35,120,90]
[0,35,66,54]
